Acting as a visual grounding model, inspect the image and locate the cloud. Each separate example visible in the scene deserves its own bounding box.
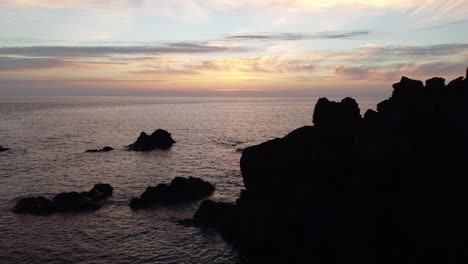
[0,57,70,71]
[310,43,468,64]
[334,65,369,79]
[188,58,316,74]
[410,62,467,77]
[4,0,468,28]
[225,31,369,41]
[0,43,248,58]
[0,56,129,72]
[334,62,467,81]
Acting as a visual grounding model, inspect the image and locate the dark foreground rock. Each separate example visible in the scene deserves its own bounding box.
[0,145,9,152]
[130,177,214,210]
[127,129,176,151]
[12,183,113,215]
[85,146,114,153]
[193,68,468,263]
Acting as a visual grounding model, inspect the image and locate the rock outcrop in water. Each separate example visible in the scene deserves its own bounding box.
[193,68,468,263]
[127,129,176,151]
[85,146,114,153]
[0,145,9,152]
[130,177,215,210]
[12,183,113,215]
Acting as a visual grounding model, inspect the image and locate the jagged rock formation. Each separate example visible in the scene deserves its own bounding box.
[12,183,113,215]
[85,146,114,153]
[127,129,176,151]
[0,145,9,152]
[193,69,468,263]
[130,177,215,210]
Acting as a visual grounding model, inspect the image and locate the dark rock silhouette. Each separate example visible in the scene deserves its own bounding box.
[12,197,55,215]
[193,200,236,234]
[87,183,113,201]
[12,183,113,215]
[0,145,9,152]
[130,177,214,210]
[127,129,176,151]
[313,97,361,131]
[85,146,114,153]
[53,192,101,212]
[193,68,468,263]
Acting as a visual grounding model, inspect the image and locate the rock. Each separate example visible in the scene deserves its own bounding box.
[127,129,176,151]
[85,146,114,153]
[130,177,215,209]
[193,200,236,230]
[12,183,113,215]
[312,97,361,131]
[392,76,424,99]
[12,197,55,215]
[193,68,468,263]
[176,218,196,227]
[87,183,113,201]
[53,192,101,212]
[0,145,9,152]
[425,77,445,93]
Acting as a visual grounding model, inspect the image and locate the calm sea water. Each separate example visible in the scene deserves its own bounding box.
[0,96,380,264]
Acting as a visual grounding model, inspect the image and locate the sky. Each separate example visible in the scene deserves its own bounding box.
[0,0,467,97]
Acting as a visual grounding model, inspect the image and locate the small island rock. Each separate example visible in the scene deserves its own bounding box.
[130,177,214,210]
[127,129,176,151]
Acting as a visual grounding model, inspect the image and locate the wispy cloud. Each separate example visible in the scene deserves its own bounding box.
[0,43,248,58]
[334,61,467,81]
[188,58,316,73]
[225,31,369,41]
[0,57,70,71]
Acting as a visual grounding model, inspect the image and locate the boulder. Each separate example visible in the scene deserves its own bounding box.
[12,196,55,215]
[392,76,424,99]
[53,192,101,212]
[130,177,214,209]
[85,146,114,153]
[425,77,445,93]
[193,199,236,230]
[87,183,113,201]
[312,97,361,131]
[127,129,176,151]
[0,145,9,152]
[12,183,113,215]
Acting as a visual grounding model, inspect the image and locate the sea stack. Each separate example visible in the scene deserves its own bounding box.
[127,129,176,151]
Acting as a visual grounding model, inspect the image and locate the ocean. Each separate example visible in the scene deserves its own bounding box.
[0,96,380,263]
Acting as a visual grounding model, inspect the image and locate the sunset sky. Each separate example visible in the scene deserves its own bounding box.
[0,0,467,96]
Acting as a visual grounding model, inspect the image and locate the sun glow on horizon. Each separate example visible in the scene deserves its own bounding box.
[0,0,467,96]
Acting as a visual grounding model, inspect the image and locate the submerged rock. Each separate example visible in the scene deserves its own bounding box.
[0,145,9,152]
[12,183,113,215]
[130,177,214,210]
[127,129,176,151]
[192,68,468,263]
[85,146,114,153]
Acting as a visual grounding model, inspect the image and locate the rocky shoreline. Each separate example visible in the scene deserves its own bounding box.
[7,68,468,263]
[192,69,468,263]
